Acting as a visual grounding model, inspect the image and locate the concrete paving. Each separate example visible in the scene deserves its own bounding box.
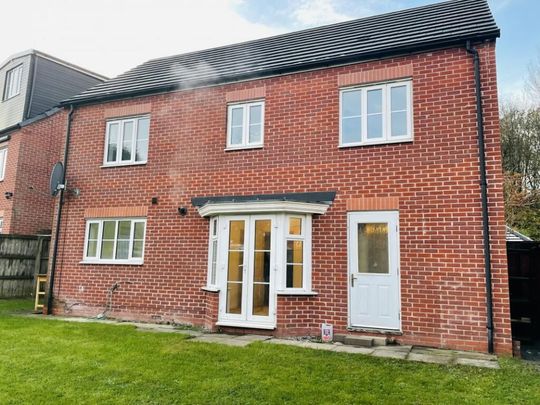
[28,314,500,369]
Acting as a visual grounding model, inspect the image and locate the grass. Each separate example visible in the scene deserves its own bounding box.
[0,299,539,404]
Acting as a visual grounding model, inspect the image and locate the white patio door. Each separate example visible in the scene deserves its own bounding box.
[218,215,276,328]
[348,211,400,330]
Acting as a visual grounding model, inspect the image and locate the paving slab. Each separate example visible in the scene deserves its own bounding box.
[455,357,500,369]
[233,334,272,342]
[452,350,497,361]
[333,345,375,355]
[372,348,410,360]
[408,352,452,365]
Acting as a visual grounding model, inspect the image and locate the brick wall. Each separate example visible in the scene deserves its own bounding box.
[51,41,512,354]
[0,110,66,235]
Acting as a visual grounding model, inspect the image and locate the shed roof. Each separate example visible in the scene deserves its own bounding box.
[63,0,499,106]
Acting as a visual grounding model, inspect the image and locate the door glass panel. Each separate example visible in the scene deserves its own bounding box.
[357,223,389,274]
[252,284,269,316]
[227,220,245,315]
[252,219,271,317]
[227,283,242,314]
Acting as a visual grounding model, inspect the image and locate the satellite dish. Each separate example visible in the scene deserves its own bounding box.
[49,162,65,197]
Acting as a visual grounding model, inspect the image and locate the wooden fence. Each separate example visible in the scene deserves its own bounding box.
[0,235,50,298]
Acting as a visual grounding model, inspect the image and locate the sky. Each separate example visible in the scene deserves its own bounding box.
[0,0,538,102]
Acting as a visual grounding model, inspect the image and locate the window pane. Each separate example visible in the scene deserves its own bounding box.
[137,118,150,140]
[248,124,261,144]
[122,121,133,161]
[342,90,361,117]
[226,282,242,314]
[254,220,271,250]
[227,251,244,282]
[231,107,243,126]
[286,264,303,288]
[100,241,114,259]
[132,240,144,258]
[210,239,218,284]
[249,105,262,124]
[88,223,99,240]
[115,241,129,259]
[252,284,269,316]
[86,240,97,257]
[134,222,145,240]
[107,123,119,162]
[229,220,245,249]
[367,114,383,139]
[254,252,270,283]
[357,223,389,274]
[102,221,116,239]
[391,111,407,137]
[367,89,382,114]
[117,220,131,239]
[288,218,302,235]
[287,240,303,264]
[212,218,218,237]
[230,126,243,145]
[391,86,407,111]
[342,117,361,144]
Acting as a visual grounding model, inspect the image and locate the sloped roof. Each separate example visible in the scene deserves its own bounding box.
[63,0,499,105]
[506,226,533,242]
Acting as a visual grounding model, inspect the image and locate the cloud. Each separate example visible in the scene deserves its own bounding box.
[291,0,351,26]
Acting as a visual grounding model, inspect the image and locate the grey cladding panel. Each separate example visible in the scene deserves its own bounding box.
[29,57,104,118]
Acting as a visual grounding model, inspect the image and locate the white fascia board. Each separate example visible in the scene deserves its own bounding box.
[197,201,330,217]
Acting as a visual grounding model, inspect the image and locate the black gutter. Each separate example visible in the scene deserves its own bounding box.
[466,40,494,354]
[46,105,74,315]
[60,33,499,108]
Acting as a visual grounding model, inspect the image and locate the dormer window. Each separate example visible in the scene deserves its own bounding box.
[3,65,23,101]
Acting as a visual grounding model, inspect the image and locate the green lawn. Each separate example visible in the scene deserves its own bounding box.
[0,299,538,404]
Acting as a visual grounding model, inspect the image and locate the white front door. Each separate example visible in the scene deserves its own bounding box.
[348,211,400,330]
[218,215,276,328]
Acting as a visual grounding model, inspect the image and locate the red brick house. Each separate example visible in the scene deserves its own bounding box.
[48,0,512,354]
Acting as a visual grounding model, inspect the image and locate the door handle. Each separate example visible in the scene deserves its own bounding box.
[350,273,356,287]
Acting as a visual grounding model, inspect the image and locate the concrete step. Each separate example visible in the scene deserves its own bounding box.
[335,334,387,347]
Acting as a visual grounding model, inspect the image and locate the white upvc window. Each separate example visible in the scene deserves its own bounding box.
[104,116,150,166]
[0,217,4,233]
[340,80,412,147]
[282,215,312,293]
[206,217,219,289]
[83,218,146,265]
[226,100,264,149]
[3,65,23,100]
[0,148,7,181]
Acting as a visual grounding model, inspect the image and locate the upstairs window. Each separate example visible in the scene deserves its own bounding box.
[104,116,149,166]
[3,65,23,100]
[226,101,264,149]
[0,148,7,181]
[83,218,146,264]
[340,80,412,147]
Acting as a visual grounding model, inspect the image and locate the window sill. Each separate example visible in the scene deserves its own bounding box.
[224,145,263,152]
[101,161,147,168]
[276,290,318,296]
[201,286,220,293]
[79,260,144,266]
[339,138,413,148]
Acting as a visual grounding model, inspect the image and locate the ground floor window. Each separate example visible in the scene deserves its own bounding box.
[83,218,146,264]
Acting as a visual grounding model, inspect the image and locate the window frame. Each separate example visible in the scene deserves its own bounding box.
[102,115,150,167]
[339,79,413,148]
[0,148,7,181]
[226,100,265,150]
[0,217,4,234]
[3,64,23,101]
[82,218,147,265]
[281,214,312,293]
[206,217,220,290]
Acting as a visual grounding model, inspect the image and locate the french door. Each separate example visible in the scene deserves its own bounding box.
[218,215,276,328]
[348,211,401,330]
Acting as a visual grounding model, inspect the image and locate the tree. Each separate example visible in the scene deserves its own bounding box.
[500,104,540,239]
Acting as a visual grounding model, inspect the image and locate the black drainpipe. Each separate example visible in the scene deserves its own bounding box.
[46,104,75,315]
[466,40,494,354]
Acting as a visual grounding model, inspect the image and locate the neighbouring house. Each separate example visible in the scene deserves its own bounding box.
[48,0,512,354]
[0,50,106,234]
